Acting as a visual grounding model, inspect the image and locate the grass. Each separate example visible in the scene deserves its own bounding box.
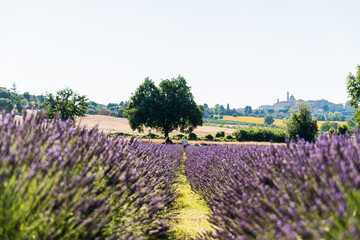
[169,153,213,239]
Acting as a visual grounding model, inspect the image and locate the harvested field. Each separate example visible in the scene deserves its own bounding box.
[9,113,280,145]
[77,114,236,137]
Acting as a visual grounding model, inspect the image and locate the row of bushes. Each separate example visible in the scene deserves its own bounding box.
[194,129,285,143]
[110,129,285,142]
[233,128,286,143]
[0,111,182,239]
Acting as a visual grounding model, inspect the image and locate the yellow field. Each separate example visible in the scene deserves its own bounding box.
[317,121,346,128]
[223,115,284,126]
[222,115,346,128]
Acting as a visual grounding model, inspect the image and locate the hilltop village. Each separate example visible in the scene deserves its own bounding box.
[258,91,351,114]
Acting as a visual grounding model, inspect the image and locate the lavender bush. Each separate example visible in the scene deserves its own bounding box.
[0,110,182,239]
[185,134,360,239]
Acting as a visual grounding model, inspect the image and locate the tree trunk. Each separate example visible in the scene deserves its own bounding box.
[164,128,169,138]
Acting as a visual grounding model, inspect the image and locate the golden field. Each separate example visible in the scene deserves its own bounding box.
[77,114,236,137]
[222,115,346,128]
[317,121,347,128]
[222,115,284,126]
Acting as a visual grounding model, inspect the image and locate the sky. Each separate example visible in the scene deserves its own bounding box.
[1,0,360,109]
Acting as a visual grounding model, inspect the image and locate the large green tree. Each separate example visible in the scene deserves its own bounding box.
[42,88,89,121]
[285,102,318,142]
[346,65,360,124]
[125,76,203,138]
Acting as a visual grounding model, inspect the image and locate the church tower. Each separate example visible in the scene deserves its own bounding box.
[287,91,289,101]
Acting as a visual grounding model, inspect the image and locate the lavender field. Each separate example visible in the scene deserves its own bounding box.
[185,136,360,239]
[2,110,360,239]
[0,111,182,239]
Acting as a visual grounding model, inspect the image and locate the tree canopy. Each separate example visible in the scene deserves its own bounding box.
[42,88,89,121]
[346,65,360,124]
[264,115,275,125]
[285,102,318,142]
[125,76,203,138]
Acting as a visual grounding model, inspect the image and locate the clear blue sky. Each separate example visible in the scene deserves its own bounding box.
[1,0,359,108]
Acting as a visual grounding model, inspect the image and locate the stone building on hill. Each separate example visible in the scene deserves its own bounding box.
[259,91,297,112]
[271,91,297,111]
[258,92,347,114]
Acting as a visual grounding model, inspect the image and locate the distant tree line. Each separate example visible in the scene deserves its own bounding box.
[203,102,353,122]
[0,84,129,119]
[87,101,129,118]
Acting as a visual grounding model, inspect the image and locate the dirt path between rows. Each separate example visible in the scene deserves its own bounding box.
[170,153,213,239]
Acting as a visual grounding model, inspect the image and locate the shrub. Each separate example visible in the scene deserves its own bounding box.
[86,109,97,115]
[215,131,225,138]
[188,132,197,140]
[173,134,185,140]
[320,121,334,132]
[329,123,351,136]
[264,115,275,125]
[225,135,234,140]
[110,132,133,137]
[338,124,350,135]
[204,134,214,141]
[233,128,285,143]
[142,132,161,139]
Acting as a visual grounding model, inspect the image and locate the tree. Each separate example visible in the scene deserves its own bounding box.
[125,76,203,138]
[244,106,252,115]
[264,115,275,125]
[0,88,11,99]
[213,104,221,116]
[347,65,360,124]
[42,88,89,121]
[107,103,118,109]
[346,118,356,130]
[23,92,31,101]
[0,98,14,111]
[10,83,17,94]
[329,123,351,136]
[320,121,334,132]
[220,105,225,115]
[215,131,225,138]
[338,124,350,135]
[117,108,125,118]
[285,102,318,142]
[323,104,329,112]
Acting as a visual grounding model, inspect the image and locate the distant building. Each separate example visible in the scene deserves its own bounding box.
[260,91,296,111]
[258,92,347,114]
[97,110,111,116]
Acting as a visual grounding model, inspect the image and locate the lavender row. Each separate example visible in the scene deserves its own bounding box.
[0,110,182,239]
[185,135,360,239]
